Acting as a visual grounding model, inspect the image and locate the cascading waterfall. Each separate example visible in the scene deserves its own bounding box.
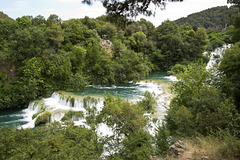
[20,80,171,136]
[21,92,105,129]
[206,44,231,69]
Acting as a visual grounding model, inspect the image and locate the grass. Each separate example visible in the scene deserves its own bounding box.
[160,133,240,160]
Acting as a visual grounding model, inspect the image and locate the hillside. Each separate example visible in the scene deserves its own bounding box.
[175,5,239,32]
[0,11,13,21]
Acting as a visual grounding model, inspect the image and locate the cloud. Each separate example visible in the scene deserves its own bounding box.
[53,0,83,4]
[42,1,106,20]
[3,0,29,16]
[14,0,29,8]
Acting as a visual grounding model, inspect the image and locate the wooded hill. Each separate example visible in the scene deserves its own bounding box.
[175,5,239,32]
[0,11,13,21]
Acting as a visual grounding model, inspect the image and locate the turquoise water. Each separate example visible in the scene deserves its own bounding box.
[0,72,169,128]
[72,72,170,98]
[73,83,147,99]
[0,109,27,128]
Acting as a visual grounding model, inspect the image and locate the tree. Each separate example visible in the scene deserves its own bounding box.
[9,26,49,63]
[128,31,147,52]
[165,62,240,136]
[32,15,46,26]
[181,25,207,58]
[62,19,87,46]
[16,16,32,28]
[0,19,17,50]
[83,0,183,17]
[228,0,240,10]
[0,123,103,159]
[155,122,171,155]
[46,23,64,49]
[18,57,45,104]
[137,91,157,111]
[122,129,153,160]
[218,43,240,110]
[44,52,72,88]
[154,20,184,70]
[101,22,117,38]
[100,94,146,136]
[46,14,61,26]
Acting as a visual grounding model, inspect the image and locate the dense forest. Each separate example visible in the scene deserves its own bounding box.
[1,2,240,159]
[175,5,239,32]
[0,12,208,109]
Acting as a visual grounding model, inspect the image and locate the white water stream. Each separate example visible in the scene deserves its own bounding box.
[206,44,231,69]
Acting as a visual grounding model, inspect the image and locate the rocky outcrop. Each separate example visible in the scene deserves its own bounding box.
[168,140,185,158]
[100,39,113,53]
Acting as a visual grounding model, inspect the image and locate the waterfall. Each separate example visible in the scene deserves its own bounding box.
[206,44,231,69]
[21,92,104,128]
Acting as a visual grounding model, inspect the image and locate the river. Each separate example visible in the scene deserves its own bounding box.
[0,72,174,128]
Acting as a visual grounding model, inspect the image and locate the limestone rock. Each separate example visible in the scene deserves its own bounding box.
[201,156,209,160]
[100,39,113,53]
[148,155,160,160]
[168,140,185,158]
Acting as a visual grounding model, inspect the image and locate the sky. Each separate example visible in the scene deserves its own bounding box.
[0,0,229,27]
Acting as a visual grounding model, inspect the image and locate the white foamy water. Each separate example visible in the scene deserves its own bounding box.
[206,44,231,70]
[164,75,177,81]
[19,80,172,136]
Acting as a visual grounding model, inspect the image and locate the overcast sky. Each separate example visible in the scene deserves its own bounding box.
[0,0,229,27]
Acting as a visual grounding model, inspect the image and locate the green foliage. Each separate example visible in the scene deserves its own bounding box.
[16,16,32,28]
[35,111,51,126]
[83,96,99,109]
[32,101,47,120]
[85,0,183,17]
[101,22,117,38]
[66,73,88,91]
[138,91,157,112]
[62,19,87,47]
[166,62,240,137]
[154,21,184,70]
[206,36,225,51]
[122,129,154,160]
[100,94,146,136]
[9,26,49,63]
[0,11,213,110]
[113,49,152,83]
[18,57,45,103]
[44,51,72,85]
[46,23,64,48]
[167,63,186,76]
[218,43,240,110]
[155,122,171,155]
[61,110,84,122]
[216,130,240,159]
[128,31,147,53]
[0,11,14,21]
[0,123,103,159]
[175,5,239,32]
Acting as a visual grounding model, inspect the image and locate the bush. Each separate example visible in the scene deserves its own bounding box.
[138,91,157,112]
[167,63,186,76]
[35,111,51,126]
[155,122,171,155]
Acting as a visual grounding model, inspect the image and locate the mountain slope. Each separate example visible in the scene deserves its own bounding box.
[175,5,239,32]
[0,11,14,21]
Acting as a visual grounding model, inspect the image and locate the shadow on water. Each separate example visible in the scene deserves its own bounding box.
[0,109,27,128]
